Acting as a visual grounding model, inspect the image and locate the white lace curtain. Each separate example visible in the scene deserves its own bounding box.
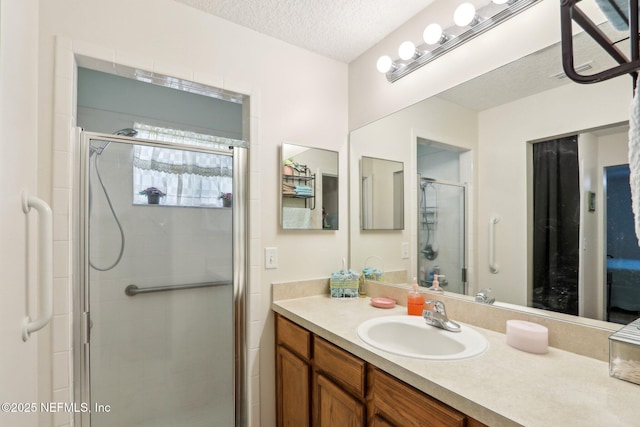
[132,123,233,207]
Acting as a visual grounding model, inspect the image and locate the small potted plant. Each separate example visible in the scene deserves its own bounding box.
[139,187,165,205]
[220,192,232,208]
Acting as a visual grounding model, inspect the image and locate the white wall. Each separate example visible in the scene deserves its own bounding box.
[349,95,477,284]
[0,1,42,426]
[348,0,607,131]
[37,1,349,426]
[478,77,631,307]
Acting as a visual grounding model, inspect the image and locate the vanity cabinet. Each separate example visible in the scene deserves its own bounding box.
[275,313,486,427]
[276,314,312,426]
[368,366,467,427]
[313,335,366,427]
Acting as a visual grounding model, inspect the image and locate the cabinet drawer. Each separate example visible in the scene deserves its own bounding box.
[276,314,311,361]
[313,335,366,398]
[368,366,465,427]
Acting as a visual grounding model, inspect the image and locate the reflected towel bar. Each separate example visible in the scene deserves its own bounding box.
[125,280,230,296]
[489,216,500,274]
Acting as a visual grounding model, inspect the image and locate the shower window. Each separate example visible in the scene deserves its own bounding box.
[132,123,235,207]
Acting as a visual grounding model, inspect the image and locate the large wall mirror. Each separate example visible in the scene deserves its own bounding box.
[281,142,339,230]
[349,20,635,325]
[361,156,404,230]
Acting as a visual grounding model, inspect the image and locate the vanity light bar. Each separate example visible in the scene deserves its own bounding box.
[382,0,542,83]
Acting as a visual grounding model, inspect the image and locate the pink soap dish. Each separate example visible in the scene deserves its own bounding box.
[371,297,396,309]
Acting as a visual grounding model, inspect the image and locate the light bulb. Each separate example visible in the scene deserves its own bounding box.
[454,2,477,27]
[398,41,416,60]
[423,23,444,45]
[376,55,393,73]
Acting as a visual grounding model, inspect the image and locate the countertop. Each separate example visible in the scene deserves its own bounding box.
[272,294,640,427]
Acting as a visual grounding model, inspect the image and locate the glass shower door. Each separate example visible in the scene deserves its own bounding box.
[85,136,235,426]
[418,178,466,294]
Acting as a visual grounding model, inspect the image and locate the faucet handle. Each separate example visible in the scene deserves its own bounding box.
[425,299,446,314]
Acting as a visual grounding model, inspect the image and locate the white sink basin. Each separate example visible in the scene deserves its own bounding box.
[357,315,488,360]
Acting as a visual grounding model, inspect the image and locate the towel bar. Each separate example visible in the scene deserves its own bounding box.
[22,191,53,341]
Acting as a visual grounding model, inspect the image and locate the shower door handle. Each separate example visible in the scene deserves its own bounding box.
[21,191,53,341]
[489,216,500,274]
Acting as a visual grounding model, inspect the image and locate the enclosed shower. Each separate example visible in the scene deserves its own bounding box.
[75,130,247,427]
[418,177,466,294]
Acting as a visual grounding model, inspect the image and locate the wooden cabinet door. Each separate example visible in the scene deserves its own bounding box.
[277,345,311,427]
[313,372,365,427]
[368,367,465,427]
[369,414,395,427]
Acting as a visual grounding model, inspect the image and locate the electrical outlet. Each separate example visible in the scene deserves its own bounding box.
[265,247,278,269]
[401,242,410,259]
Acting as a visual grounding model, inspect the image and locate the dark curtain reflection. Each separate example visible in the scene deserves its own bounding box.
[532,136,580,315]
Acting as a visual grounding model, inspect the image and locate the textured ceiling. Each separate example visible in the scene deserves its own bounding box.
[175,0,434,62]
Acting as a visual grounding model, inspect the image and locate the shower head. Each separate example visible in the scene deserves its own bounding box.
[89,140,111,157]
[114,128,138,137]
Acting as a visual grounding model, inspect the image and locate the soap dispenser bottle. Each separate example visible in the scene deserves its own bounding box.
[430,274,445,294]
[407,277,425,316]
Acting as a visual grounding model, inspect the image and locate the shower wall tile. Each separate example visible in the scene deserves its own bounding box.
[192,70,224,91]
[53,241,70,279]
[114,49,153,74]
[250,237,261,268]
[250,169,261,196]
[250,348,260,377]
[153,60,193,82]
[250,292,261,322]
[249,198,260,239]
[249,130,262,175]
[54,76,74,119]
[223,79,251,98]
[52,351,69,391]
[52,150,72,189]
[53,114,73,152]
[52,188,70,215]
[53,278,69,315]
[249,90,261,121]
[72,40,115,66]
[52,388,71,427]
[53,214,70,242]
[249,265,260,294]
[54,37,73,80]
[249,319,262,350]
[52,315,70,353]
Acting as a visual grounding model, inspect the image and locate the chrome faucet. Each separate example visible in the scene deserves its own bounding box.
[423,299,461,332]
[475,288,495,305]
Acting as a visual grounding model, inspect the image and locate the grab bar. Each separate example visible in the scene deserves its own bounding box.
[489,216,500,274]
[125,280,230,296]
[22,192,53,341]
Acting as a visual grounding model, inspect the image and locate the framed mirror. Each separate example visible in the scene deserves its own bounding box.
[361,156,404,230]
[281,142,339,230]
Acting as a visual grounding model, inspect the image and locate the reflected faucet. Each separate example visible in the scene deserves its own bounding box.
[475,288,495,305]
[423,300,461,332]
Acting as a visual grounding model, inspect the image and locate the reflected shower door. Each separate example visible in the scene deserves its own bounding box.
[86,136,235,427]
[418,179,466,294]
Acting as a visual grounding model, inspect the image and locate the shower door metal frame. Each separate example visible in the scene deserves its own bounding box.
[417,176,468,295]
[73,130,248,426]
